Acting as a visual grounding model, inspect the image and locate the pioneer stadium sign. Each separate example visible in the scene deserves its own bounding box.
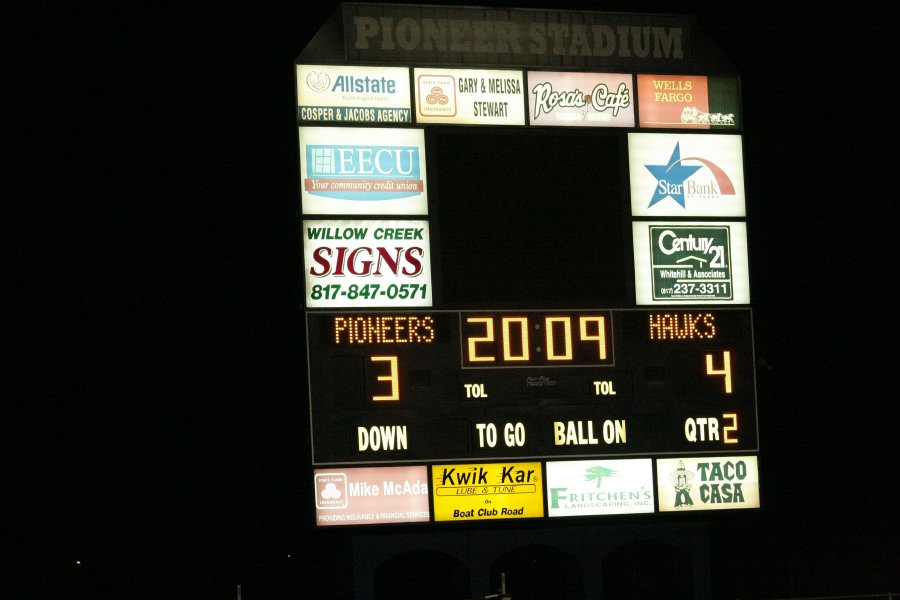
[343,4,693,69]
[289,2,741,73]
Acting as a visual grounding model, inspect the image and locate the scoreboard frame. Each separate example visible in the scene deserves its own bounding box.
[306,308,758,466]
[296,3,760,524]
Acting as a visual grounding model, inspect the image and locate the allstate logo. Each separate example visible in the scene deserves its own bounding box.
[306,71,330,92]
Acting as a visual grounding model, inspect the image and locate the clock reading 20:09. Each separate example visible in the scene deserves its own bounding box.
[305,309,758,465]
[461,312,612,367]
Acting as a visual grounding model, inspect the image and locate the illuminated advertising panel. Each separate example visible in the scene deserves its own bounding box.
[656,455,760,512]
[526,72,634,127]
[628,132,745,217]
[413,68,525,125]
[637,74,740,129]
[545,459,654,516]
[314,466,431,526]
[303,219,433,308]
[632,221,750,305]
[431,462,544,522]
[296,65,412,123]
[299,127,428,215]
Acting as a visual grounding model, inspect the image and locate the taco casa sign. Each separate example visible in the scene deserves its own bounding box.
[656,456,760,512]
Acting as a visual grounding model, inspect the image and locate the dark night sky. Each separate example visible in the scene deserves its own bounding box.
[8,2,897,598]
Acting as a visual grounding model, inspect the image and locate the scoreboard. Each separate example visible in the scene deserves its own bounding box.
[307,308,756,464]
[296,3,760,524]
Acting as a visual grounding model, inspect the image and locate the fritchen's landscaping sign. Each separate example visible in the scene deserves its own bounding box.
[546,459,654,517]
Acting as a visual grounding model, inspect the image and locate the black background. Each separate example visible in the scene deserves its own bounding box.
[8,1,898,598]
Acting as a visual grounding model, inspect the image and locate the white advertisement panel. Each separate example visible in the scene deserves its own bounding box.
[303,219,432,308]
[656,456,760,512]
[527,72,634,127]
[314,466,431,526]
[299,127,428,215]
[633,221,750,305]
[628,133,745,217]
[296,65,412,124]
[546,459,654,517]
[414,68,525,125]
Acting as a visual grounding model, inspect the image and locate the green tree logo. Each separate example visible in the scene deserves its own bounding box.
[583,466,618,487]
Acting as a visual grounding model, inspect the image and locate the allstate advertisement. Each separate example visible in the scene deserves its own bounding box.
[527,72,634,127]
[628,132,745,217]
[299,127,428,215]
[303,219,433,308]
[296,65,411,123]
[632,221,750,305]
[546,459,654,516]
[656,456,760,512]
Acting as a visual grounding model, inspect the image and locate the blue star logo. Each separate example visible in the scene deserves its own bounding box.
[644,142,702,208]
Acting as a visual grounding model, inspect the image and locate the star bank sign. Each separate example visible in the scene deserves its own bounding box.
[299,127,428,215]
[628,133,745,217]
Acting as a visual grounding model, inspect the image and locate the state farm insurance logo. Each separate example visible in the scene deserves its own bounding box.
[315,472,347,509]
[418,74,456,117]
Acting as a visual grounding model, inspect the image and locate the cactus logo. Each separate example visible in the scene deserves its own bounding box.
[644,141,735,209]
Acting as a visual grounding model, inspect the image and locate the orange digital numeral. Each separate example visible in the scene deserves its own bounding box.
[466,317,495,363]
[706,350,733,394]
[723,412,738,444]
[371,355,399,401]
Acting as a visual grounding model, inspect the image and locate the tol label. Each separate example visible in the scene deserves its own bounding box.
[464,383,489,398]
[592,380,617,396]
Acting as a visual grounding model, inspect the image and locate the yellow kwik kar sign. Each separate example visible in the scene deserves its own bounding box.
[431,462,544,521]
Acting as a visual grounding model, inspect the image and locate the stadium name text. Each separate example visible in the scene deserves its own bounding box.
[352,17,684,60]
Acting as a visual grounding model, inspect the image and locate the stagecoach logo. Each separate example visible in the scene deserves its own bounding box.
[644,142,736,208]
[669,460,694,508]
